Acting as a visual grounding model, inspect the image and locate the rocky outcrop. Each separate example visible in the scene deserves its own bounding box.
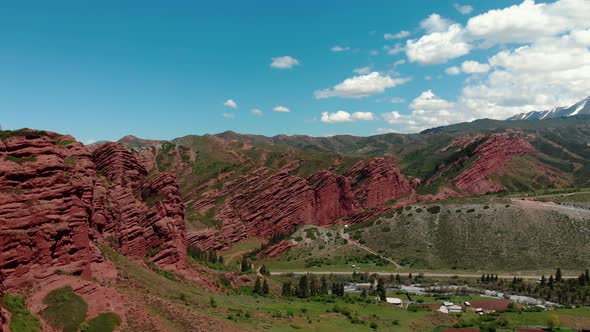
[0,132,188,293]
[0,130,98,289]
[308,171,361,226]
[0,271,6,329]
[454,134,535,195]
[91,143,186,269]
[345,156,413,208]
[188,156,413,250]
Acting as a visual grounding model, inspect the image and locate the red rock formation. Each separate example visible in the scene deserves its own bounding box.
[188,156,412,250]
[0,271,6,329]
[91,143,187,269]
[0,130,98,289]
[256,240,296,258]
[308,170,361,226]
[345,156,413,208]
[454,134,535,195]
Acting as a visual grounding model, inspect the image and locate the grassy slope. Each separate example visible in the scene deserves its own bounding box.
[352,198,590,272]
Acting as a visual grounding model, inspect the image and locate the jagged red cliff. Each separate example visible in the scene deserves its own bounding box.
[0,131,187,292]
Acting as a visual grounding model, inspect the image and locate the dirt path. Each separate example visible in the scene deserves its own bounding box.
[347,238,402,269]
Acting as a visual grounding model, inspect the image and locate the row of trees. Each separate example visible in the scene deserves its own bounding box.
[281,274,388,301]
[484,268,590,305]
[254,277,270,295]
[188,246,224,265]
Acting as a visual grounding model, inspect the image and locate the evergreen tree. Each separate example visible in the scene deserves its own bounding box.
[481,274,486,283]
[320,275,329,295]
[281,281,292,297]
[254,277,262,295]
[361,289,367,298]
[339,282,345,297]
[408,273,412,280]
[540,275,546,287]
[262,278,270,295]
[549,275,554,289]
[298,274,309,298]
[556,268,562,282]
[241,256,250,272]
[585,268,590,283]
[331,281,338,296]
[377,278,387,302]
[309,275,319,297]
[218,256,224,265]
[395,274,401,284]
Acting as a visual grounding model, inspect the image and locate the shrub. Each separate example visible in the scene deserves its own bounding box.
[3,293,42,332]
[426,206,441,214]
[42,287,88,332]
[83,312,122,332]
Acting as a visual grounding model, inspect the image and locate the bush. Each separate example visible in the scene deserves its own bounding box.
[42,287,88,332]
[3,293,42,332]
[426,206,441,214]
[83,312,122,332]
[370,321,378,330]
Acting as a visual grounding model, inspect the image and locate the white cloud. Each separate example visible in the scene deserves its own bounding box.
[571,29,590,46]
[393,59,406,67]
[382,90,468,133]
[461,60,490,73]
[369,50,379,56]
[420,14,454,33]
[331,45,351,52]
[223,99,238,109]
[384,43,405,55]
[222,113,236,119]
[454,3,473,15]
[445,66,461,75]
[314,72,411,99]
[410,90,455,110]
[321,111,375,123]
[384,30,411,40]
[466,0,590,44]
[251,108,263,116]
[270,56,300,69]
[273,105,290,112]
[353,66,372,75]
[375,128,398,134]
[406,24,470,65]
[460,33,590,119]
[376,97,406,104]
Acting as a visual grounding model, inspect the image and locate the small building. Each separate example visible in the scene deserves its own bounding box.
[464,301,471,307]
[438,305,449,314]
[448,305,463,313]
[443,301,454,307]
[475,308,484,315]
[385,297,402,306]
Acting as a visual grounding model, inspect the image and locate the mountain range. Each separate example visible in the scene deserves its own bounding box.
[507,96,590,121]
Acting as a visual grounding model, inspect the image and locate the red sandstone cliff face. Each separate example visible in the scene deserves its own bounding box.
[187,156,413,250]
[345,156,413,208]
[454,134,535,195]
[91,143,187,269]
[0,132,188,294]
[0,131,98,289]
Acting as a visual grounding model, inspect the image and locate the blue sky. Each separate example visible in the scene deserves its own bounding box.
[2,0,589,143]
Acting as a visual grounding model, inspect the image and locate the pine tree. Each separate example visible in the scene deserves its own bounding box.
[395,274,401,284]
[262,278,270,295]
[585,268,590,283]
[218,256,224,265]
[556,268,562,282]
[361,289,367,298]
[331,281,338,296]
[540,275,546,287]
[339,282,345,297]
[408,273,412,280]
[298,274,309,298]
[254,277,262,295]
[377,278,387,302]
[320,275,329,295]
[549,275,554,289]
[481,274,486,283]
[281,281,292,297]
[241,256,250,272]
[309,275,319,297]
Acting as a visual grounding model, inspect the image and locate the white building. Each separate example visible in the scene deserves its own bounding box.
[385,297,402,306]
